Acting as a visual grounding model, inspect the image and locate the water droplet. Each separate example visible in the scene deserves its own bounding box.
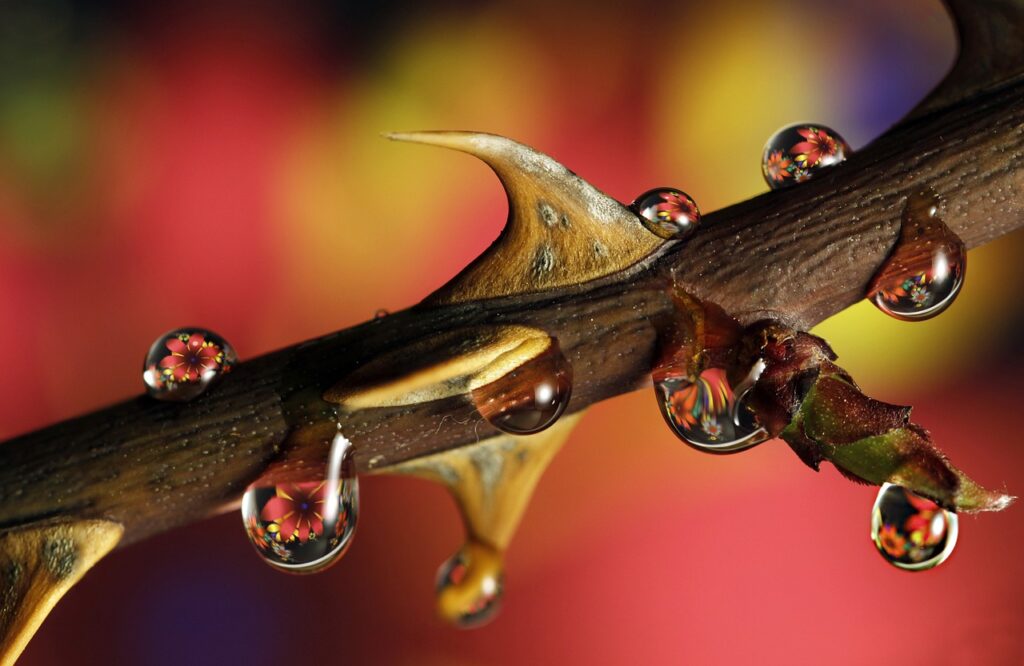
[374,309,389,319]
[471,342,572,435]
[392,416,577,630]
[630,187,701,240]
[143,328,236,401]
[435,541,504,628]
[655,361,768,453]
[871,483,957,571]
[241,432,358,573]
[762,123,849,189]
[867,191,965,321]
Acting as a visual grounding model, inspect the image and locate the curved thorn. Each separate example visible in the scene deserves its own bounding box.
[386,131,664,303]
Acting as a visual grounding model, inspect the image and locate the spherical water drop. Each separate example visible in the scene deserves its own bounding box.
[471,343,572,435]
[241,432,358,574]
[435,541,504,629]
[630,187,701,240]
[871,483,957,571]
[867,191,965,321]
[762,123,849,189]
[655,361,768,453]
[143,328,236,401]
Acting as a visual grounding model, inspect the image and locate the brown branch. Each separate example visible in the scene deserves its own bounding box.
[1,1,1023,555]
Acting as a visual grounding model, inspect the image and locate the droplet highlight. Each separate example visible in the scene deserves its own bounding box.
[143,328,236,401]
[471,342,572,435]
[762,123,849,189]
[630,187,702,240]
[867,191,965,321]
[435,541,504,628]
[241,432,359,573]
[871,483,957,571]
[655,361,768,453]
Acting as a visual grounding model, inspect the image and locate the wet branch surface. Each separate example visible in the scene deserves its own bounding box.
[1,41,1024,547]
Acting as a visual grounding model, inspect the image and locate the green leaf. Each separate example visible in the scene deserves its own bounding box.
[781,372,1013,514]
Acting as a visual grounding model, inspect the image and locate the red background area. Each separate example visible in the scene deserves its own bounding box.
[0,1,1021,664]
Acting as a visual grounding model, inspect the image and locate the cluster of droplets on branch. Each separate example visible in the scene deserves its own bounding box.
[760,123,965,320]
[141,324,574,625]
[645,293,962,571]
[136,122,980,629]
[634,122,968,571]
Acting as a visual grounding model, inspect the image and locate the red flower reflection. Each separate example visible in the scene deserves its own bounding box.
[667,368,733,429]
[260,482,327,543]
[764,150,792,183]
[246,515,270,550]
[446,558,468,585]
[877,524,907,557]
[790,127,840,167]
[879,273,929,305]
[655,190,699,224]
[904,491,945,546]
[159,333,222,383]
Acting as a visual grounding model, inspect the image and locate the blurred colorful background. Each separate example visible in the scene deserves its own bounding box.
[1,0,1022,664]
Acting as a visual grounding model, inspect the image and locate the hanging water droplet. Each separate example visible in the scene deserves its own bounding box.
[630,187,702,240]
[871,483,958,571]
[241,432,359,574]
[374,308,389,319]
[867,191,965,321]
[762,123,849,189]
[471,342,572,435]
[435,541,504,629]
[143,328,237,401]
[655,361,768,453]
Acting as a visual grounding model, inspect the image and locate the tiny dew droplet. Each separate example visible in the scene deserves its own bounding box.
[655,361,768,453]
[241,432,359,574]
[435,541,504,629]
[867,191,965,321]
[762,123,849,189]
[871,483,958,571]
[630,187,702,240]
[143,328,236,401]
[471,342,572,435]
[374,308,389,319]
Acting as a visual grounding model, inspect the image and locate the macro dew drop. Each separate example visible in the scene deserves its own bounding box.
[143,328,236,401]
[867,190,965,321]
[471,342,572,435]
[655,361,768,453]
[871,483,958,571]
[762,123,849,189]
[630,187,702,240]
[435,541,505,629]
[241,432,359,574]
